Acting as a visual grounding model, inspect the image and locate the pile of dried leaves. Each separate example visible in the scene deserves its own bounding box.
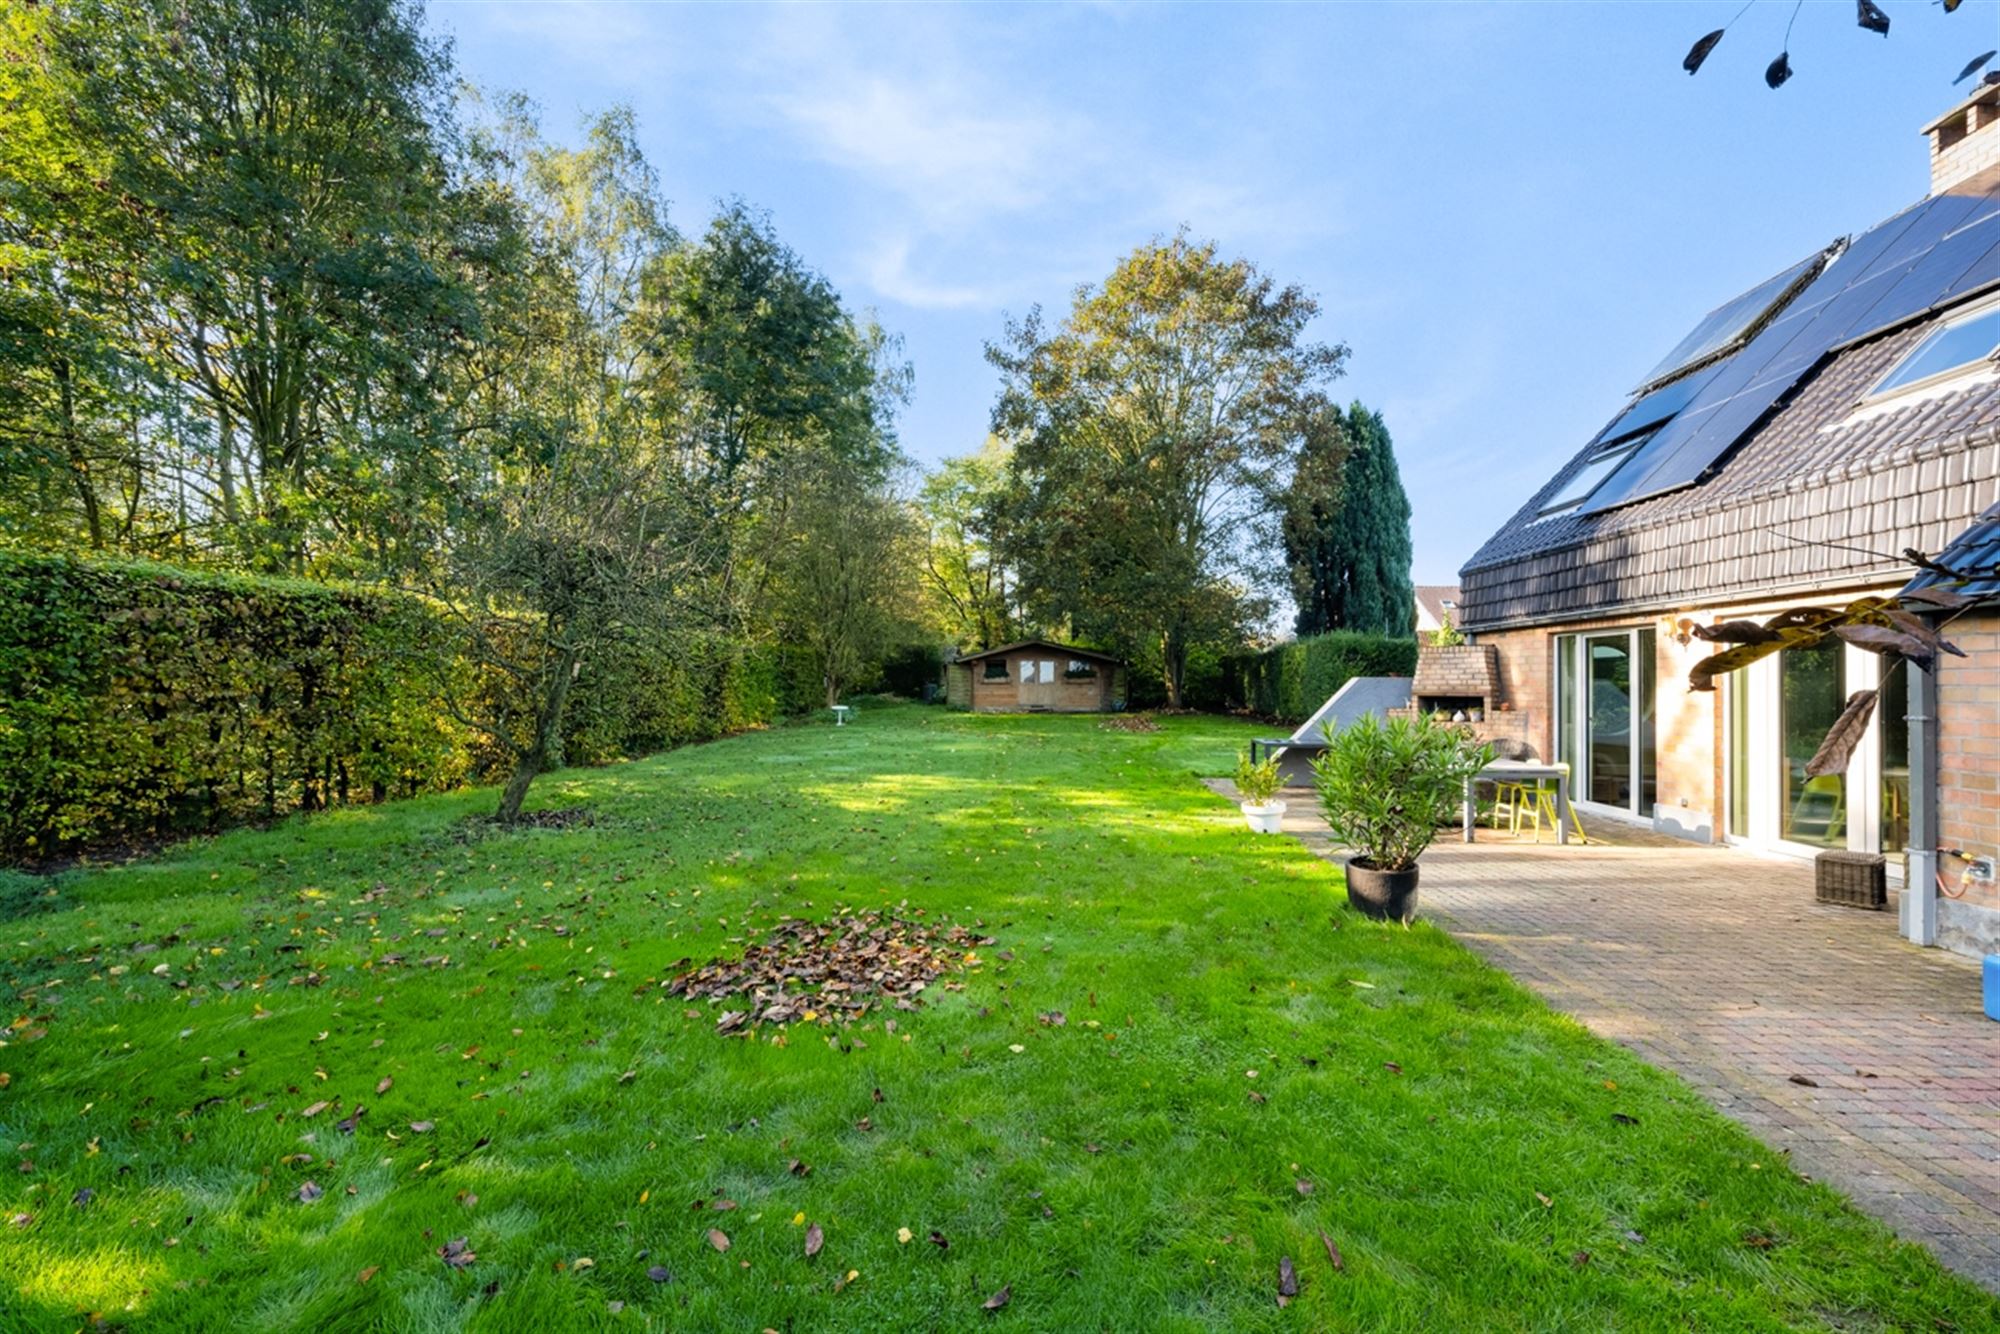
[667,912,995,1035]
[1098,714,1160,733]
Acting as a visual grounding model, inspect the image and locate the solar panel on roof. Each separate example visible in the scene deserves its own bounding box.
[1633,252,1830,393]
[1578,177,2000,517]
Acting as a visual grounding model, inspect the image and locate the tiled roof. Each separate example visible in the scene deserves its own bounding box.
[1414,584,1461,624]
[1460,181,2000,630]
[1905,499,2000,603]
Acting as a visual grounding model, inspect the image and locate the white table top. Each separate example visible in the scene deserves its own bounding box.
[1475,760,1570,779]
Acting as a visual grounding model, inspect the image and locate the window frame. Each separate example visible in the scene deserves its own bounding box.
[1865,295,2000,403]
[1530,428,1657,523]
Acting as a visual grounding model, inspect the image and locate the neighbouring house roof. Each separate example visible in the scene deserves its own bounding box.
[1414,585,1461,625]
[1905,498,2000,604]
[1459,163,2000,632]
[951,639,1125,666]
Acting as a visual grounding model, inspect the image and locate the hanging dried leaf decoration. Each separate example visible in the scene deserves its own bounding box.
[1957,51,1997,85]
[1684,29,1725,74]
[1805,689,1880,778]
[1766,52,1794,89]
[1856,0,1890,36]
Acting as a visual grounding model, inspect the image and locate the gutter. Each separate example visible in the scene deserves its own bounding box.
[1904,641,1940,947]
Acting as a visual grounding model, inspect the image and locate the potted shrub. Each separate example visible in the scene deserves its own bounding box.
[1233,750,1286,834]
[1312,714,1492,922]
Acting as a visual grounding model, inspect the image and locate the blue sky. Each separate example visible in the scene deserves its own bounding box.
[432,0,1998,585]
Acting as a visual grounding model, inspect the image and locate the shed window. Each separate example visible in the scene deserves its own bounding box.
[1018,660,1038,683]
[982,659,1008,681]
[1065,659,1097,679]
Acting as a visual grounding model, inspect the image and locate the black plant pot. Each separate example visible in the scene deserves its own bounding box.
[1343,857,1420,923]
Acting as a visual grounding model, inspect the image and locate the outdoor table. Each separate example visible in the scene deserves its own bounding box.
[831,705,852,727]
[1464,760,1574,845]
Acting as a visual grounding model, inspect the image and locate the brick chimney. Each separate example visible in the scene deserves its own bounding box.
[1923,80,2000,195]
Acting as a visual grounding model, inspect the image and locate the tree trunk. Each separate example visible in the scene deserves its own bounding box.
[1162,625,1187,709]
[496,644,581,823]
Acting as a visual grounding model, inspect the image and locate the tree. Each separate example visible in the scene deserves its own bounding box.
[767,455,916,707]
[917,441,1018,651]
[988,233,1345,705]
[636,200,905,493]
[6,0,481,571]
[433,105,724,823]
[1283,402,1414,637]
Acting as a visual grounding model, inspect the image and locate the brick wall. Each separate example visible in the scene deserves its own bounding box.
[1929,87,2000,195]
[1935,610,2000,912]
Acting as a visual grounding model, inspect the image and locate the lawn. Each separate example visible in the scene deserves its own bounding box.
[1,703,1993,1332]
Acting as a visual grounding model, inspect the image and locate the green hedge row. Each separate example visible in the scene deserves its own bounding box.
[1218,631,1417,722]
[0,552,799,857]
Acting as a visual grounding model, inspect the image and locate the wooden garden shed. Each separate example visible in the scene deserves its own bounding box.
[944,640,1127,713]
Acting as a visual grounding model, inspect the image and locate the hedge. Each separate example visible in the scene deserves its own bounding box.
[0,552,795,858]
[1217,631,1418,723]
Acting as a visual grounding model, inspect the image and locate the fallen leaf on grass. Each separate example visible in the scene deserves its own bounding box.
[357,1266,378,1284]
[707,1228,730,1253]
[1571,1251,1591,1268]
[409,1121,435,1134]
[647,1264,673,1283]
[1277,1256,1299,1307]
[572,1257,594,1272]
[301,1100,330,1118]
[1610,1113,1640,1125]
[805,1223,824,1258]
[376,1077,393,1095]
[1535,1192,1553,1208]
[439,1236,476,1269]
[897,1227,913,1245]
[788,1158,811,1177]
[1382,1061,1402,1075]
[297,1181,323,1204]
[983,1284,1011,1311]
[1295,1178,1313,1197]
[1319,1230,1343,1271]
[929,1230,949,1250]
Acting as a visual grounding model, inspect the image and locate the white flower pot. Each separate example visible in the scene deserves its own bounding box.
[1242,800,1287,834]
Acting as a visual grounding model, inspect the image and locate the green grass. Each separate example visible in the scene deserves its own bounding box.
[0,702,1992,1331]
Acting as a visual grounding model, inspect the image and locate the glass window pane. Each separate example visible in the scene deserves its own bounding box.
[1556,636,1579,778]
[1019,660,1036,683]
[1535,436,1649,518]
[1586,634,1633,809]
[1727,674,1750,838]
[1873,305,2000,395]
[1636,629,1657,813]
[1780,641,1846,847]
[1881,665,1910,873]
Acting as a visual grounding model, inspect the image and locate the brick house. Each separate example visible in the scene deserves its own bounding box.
[944,640,1127,713]
[1456,84,2000,956]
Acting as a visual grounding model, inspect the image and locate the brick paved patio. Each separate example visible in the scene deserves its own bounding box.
[1231,783,2000,1291]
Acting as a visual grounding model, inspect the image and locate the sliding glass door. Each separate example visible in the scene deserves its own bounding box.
[1555,629,1657,819]
[1723,640,1902,866]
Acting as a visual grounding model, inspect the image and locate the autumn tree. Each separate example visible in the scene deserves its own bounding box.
[766,455,917,708]
[434,107,725,823]
[917,441,1018,651]
[2,0,481,571]
[987,233,1345,705]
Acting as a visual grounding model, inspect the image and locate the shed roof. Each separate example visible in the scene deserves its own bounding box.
[952,639,1125,666]
[1459,164,2000,631]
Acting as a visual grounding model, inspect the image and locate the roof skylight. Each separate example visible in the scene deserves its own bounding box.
[1869,301,2000,398]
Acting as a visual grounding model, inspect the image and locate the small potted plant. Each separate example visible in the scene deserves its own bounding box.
[1312,713,1492,922]
[1233,750,1286,834]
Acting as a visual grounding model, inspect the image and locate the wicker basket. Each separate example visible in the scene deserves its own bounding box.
[1815,850,1887,909]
